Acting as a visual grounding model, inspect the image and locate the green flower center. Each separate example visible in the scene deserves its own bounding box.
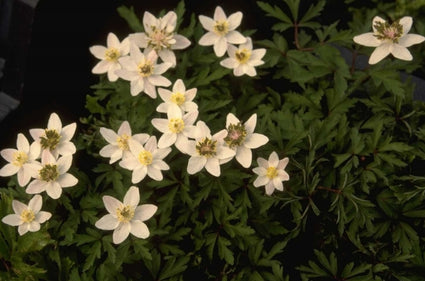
[235,49,251,64]
[39,164,59,182]
[105,48,120,62]
[40,129,61,150]
[168,118,185,133]
[138,150,153,166]
[213,21,229,36]
[116,205,134,223]
[374,20,403,43]
[12,151,28,167]
[171,92,185,105]
[196,138,217,158]
[21,209,35,223]
[138,62,154,77]
[224,122,247,148]
[116,134,130,151]
[266,166,278,179]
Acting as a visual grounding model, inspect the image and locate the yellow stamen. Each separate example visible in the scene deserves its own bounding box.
[116,134,130,151]
[12,151,28,167]
[105,48,120,62]
[266,166,278,179]
[116,205,134,223]
[235,49,251,64]
[138,150,153,165]
[171,92,186,105]
[21,209,35,223]
[213,21,229,36]
[168,118,185,133]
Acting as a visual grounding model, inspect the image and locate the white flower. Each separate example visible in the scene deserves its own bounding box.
[90,32,130,82]
[119,136,171,183]
[0,133,41,187]
[252,152,289,196]
[99,121,149,164]
[116,46,172,98]
[156,79,198,114]
[95,186,157,244]
[30,112,77,158]
[222,113,269,168]
[184,121,236,177]
[198,6,246,57]
[353,16,425,64]
[130,11,191,67]
[26,151,78,199]
[2,195,52,235]
[151,106,198,153]
[220,37,266,76]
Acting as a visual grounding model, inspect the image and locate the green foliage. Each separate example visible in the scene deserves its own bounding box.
[1,0,425,280]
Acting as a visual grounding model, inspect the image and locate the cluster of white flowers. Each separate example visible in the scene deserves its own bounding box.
[198,6,266,77]
[0,113,78,234]
[92,6,291,244]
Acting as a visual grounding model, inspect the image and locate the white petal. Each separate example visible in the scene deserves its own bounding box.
[172,34,191,50]
[214,6,226,21]
[226,31,246,44]
[369,43,391,64]
[95,214,119,230]
[269,152,280,167]
[113,223,131,244]
[391,44,413,61]
[273,178,284,191]
[278,157,289,170]
[47,113,62,132]
[199,32,217,46]
[227,12,243,30]
[154,62,172,75]
[353,33,381,47]
[220,58,237,69]
[26,180,47,194]
[265,182,275,195]
[158,133,176,148]
[143,80,157,98]
[124,186,140,207]
[36,211,52,224]
[372,16,386,33]
[103,196,122,215]
[214,37,228,57]
[61,123,76,141]
[236,146,252,168]
[205,158,220,177]
[17,168,31,187]
[28,221,41,232]
[90,45,107,59]
[199,15,215,31]
[28,195,42,213]
[0,164,19,177]
[158,49,176,67]
[2,214,22,226]
[16,134,29,152]
[132,167,147,183]
[57,173,78,188]
[399,34,425,47]
[187,156,207,174]
[12,200,27,215]
[130,78,145,97]
[244,133,269,149]
[253,175,269,187]
[148,75,171,87]
[56,142,76,156]
[399,16,413,35]
[46,182,62,199]
[130,220,150,238]
[134,204,157,221]
[18,224,29,235]
[107,32,121,49]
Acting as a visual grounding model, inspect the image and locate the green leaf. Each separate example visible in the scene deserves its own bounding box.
[116,6,143,32]
[299,0,326,25]
[158,256,190,280]
[257,2,292,23]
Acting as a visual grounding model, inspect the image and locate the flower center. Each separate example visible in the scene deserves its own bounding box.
[12,151,28,167]
[373,20,403,43]
[148,28,173,50]
[40,129,61,150]
[224,122,247,148]
[116,134,130,151]
[235,49,251,64]
[138,61,154,77]
[168,118,185,133]
[196,138,217,158]
[266,166,278,179]
[105,48,120,62]
[39,164,59,182]
[20,209,35,223]
[171,92,186,105]
[213,21,229,36]
[116,205,134,223]
[138,150,153,165]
